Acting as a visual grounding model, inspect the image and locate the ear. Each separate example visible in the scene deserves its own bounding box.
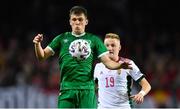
[69,19,72,26]
[119,45,121,51]
[85,19,88,25]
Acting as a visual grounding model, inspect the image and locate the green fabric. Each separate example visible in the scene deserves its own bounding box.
[48,32,107,90]
[58,89,97,108]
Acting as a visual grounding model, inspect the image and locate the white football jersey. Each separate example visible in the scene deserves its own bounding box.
[94,57,144,108]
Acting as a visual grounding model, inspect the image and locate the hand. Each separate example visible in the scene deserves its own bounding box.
[120,61,132,70]
[33,34,43,44]
[130,93,144,104]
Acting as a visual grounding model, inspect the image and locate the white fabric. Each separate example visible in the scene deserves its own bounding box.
[94,58,144,108]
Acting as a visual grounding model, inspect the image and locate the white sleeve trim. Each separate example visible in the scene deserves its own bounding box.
[47,46,55,56]
[98,51,109,58]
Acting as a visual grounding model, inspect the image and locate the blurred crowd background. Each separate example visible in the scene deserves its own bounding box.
[0,0,179,108]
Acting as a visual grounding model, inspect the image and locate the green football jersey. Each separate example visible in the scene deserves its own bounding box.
[48,32,108,90]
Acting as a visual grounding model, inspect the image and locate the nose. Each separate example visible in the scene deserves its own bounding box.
[107,46,113,51]
[75,20,80,24]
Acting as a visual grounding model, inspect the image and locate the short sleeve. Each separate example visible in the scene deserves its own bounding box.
[94,36,108,58]
[128,61,144,81]
[48,35,61,55]
[94,63,101,80]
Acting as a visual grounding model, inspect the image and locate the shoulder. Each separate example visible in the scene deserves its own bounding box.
[57,32,71,36]
[52,32,70,40]
[120,57,141,74]
[95,62,105,68]
[94,62,106,75]
[120,57,133,63]
[86,32,101,38]
[120,57,137,67]
[86,32,96,36]
[59,32,70,37]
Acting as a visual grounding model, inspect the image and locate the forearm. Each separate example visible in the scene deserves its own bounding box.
[139,78,151,96]
[101,54,132,70]
[140,85,151,96]
[104,60,122,70]
[34,43,45,61]
[100,55,121,70]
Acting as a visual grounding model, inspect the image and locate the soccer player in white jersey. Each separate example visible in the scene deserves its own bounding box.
[94,33,151,108]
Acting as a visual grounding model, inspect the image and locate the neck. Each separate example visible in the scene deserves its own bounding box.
[111,56,119,62]
[115,56,120,62]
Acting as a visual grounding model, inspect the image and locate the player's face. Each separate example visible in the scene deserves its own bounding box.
[70,13,88,35]
[104,38,121,59]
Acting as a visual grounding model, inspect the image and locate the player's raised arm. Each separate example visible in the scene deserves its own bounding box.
[33,34,53,61]
[100,54,132,70]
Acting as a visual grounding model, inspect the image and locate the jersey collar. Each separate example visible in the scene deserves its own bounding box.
[71,32,86,37]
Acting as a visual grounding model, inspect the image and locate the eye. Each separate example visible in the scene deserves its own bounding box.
[111,44,115,47]
[72,18,77,21]
[78,18,83,22]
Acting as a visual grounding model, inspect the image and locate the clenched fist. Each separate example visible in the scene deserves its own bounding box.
[33,34,43,44]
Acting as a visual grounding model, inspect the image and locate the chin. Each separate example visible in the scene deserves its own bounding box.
[74,31,82,35]
[109,56,114,60]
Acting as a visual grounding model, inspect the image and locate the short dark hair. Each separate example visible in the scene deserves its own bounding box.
[69,6,88,18]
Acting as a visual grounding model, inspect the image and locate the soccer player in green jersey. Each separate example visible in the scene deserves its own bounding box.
[33,6,132,108]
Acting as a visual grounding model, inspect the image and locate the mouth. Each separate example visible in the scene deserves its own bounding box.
[75,26,79,29]
[75,27,81,30]
[109,52,114,55]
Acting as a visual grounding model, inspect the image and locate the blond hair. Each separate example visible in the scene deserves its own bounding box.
[105,33,120,40]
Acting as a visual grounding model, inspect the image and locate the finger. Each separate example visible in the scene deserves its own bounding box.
[128,66,133,70]
[138,98,143,104]
[33,37,39,42]
[138,99,142,104]
[139,97,144,104]
[33,40,37,43]
[125,62,132,69]
[136,97,143,104]
[38,34,43,38]
[39,34,43,41]
[35,34,43,41]
[38,34,43,36]
[33,39,40,44]
[33,36,41,43]
[137,98,141,104]
[33,40,38,44]
[135,98,141,104]
[130,95,135,98]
